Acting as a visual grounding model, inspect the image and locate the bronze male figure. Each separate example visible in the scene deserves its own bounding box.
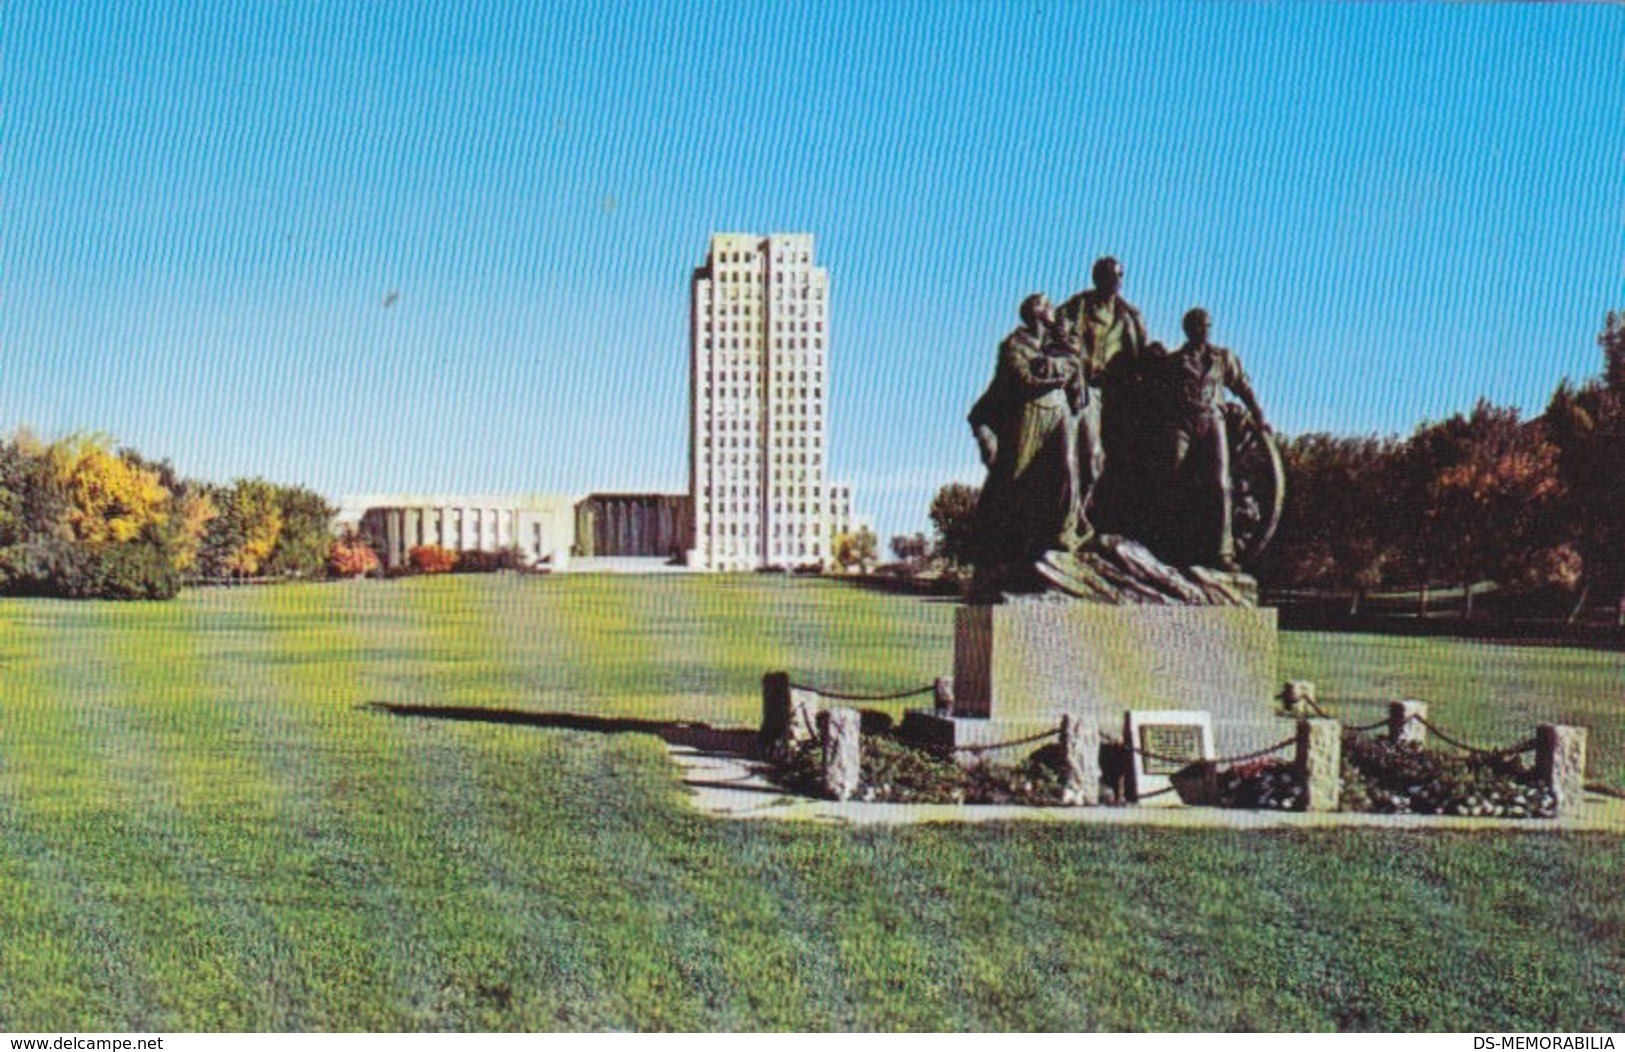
[1055,256,1149,545]
[1165,307,1268,571]
[968,293,1085,578]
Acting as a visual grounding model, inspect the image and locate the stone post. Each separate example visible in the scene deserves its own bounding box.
[1060,713,1100,807]
[1389,700,1428,747]
[1280,680,1316,716]
[760,672,791,745]
[933,676,955,715]
[1535,723,1587,817]
[787,687,820,745]
[761,672,821,750]
[822,707,862,802]
[1295,718,1342,812]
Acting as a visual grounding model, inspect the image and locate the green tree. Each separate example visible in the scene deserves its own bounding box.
[834,527,878,572]
[0,434,190,599]
[264,486,337,578]
[890,532,929,562]
[0,433,90,596]
[0,438,28,589]
[1264,433,1404,614]
[1602,310,1625,392]
[1404,401,1563,618]
[92,524,182,600]
[1543,311,1625,618]
[928,482,981,566]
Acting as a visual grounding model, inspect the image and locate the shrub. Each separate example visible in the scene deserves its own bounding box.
[1,535,179,600]
[453,546,525,573]
[4,537,100,598]
[94,539,182,600]
[408,544,458,574]
[329,534,381,578]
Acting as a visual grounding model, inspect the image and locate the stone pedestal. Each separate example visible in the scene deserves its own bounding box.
[923,602,1285,758]
[1535,723,1587,816]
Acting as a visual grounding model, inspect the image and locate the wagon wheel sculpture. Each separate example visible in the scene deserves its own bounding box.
[1224,400,1285,562]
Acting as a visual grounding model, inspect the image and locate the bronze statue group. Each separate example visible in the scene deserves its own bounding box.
[968,256,1275,596]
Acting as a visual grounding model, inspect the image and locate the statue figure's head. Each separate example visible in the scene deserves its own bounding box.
[1019,292,1054,329]
[1182,307,1211,341]
[1091,256,1124,295]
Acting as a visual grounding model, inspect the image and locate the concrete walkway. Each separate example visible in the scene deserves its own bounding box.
[666,739,1625,831]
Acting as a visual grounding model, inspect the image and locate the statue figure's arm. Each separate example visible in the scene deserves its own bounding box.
[1223,351,1268,431]
[968,388,999,468]
[1001,335,1076,393]
[1125,303,1150,357]
[973,422,998,468]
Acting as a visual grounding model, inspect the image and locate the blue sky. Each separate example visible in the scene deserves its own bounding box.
[4,3,1621,542]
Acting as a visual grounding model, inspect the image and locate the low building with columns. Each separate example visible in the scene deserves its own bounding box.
[340,493,577,571]
[574,493,693,559]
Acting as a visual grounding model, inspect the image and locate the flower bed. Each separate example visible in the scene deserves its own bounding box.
[1214,759,1307,810]
[1338,731,1556,818]
[769,733,1064,805]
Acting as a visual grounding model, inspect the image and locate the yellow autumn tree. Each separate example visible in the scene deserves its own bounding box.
[49,435,170,549]
[170,489,219,572]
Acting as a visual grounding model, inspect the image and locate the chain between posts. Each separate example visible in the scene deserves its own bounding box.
[950,728,1061,755]
[1412,716,1537,758]
[1102,732,1299,769]
[790,686,1533,764]
[1342,711,1539,758]
[792,693,1060,756]
[1283,693,1383,730]
[1300,695,1334,719]
[787,681,936,702]
[1210,736,1302,766]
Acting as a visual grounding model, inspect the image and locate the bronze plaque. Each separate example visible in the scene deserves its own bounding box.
[1138,723,1205,775]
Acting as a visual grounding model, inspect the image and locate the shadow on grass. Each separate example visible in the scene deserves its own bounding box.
[363,701,761,758]
[820,573,965,602]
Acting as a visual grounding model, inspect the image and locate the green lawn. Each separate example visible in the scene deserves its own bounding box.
[1,575,1622,1031]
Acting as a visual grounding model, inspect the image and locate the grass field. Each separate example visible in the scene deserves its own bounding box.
[1,575,1622,1031]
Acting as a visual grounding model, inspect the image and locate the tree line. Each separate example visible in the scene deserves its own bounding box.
[912,312,1625,619]
[0,432,340,600]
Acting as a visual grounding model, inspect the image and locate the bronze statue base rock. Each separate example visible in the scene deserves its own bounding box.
[1023,535,1257,607]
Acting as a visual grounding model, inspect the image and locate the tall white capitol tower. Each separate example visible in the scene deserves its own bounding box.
[687,233,852,571]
